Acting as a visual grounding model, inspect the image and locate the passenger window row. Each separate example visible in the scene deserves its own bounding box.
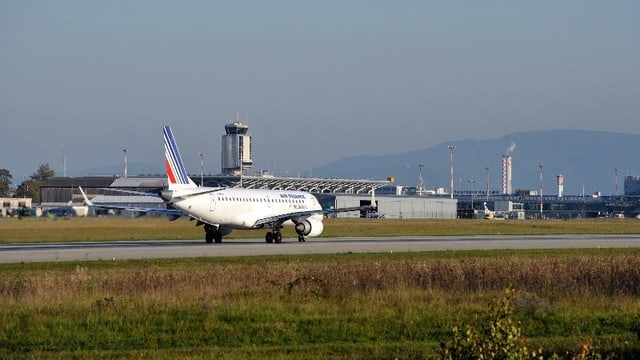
[217,197,303,204]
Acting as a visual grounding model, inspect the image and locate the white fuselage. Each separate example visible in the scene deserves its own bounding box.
[169,187,323,229]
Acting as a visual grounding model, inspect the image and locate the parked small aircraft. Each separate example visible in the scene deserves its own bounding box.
[483,202,495,220]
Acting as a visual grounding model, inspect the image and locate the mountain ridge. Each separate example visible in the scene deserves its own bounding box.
[312,129,640,196]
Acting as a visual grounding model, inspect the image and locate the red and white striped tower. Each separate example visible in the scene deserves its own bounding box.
[501,155,512,195]
[557,174,564,198]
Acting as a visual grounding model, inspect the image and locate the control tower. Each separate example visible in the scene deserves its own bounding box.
[221,122,253,175]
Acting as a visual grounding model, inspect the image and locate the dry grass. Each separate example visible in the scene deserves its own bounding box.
[3,250,639,303]
[1,251,639,358]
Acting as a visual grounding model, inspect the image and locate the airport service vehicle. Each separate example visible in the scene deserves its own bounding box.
[81,126,376,243]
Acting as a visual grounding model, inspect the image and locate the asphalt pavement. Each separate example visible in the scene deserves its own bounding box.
[1,234,639,263]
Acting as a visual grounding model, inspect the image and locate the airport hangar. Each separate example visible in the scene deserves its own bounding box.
[40,175,458,219]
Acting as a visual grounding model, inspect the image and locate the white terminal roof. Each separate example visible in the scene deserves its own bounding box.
[108,175,389,194]
[212,175,389,193]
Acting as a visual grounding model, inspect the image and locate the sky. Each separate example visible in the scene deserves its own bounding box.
[1,1,639,185]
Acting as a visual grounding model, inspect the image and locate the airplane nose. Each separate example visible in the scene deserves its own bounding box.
[160,190,173,202]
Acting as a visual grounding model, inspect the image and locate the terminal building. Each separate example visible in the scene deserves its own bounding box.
[456,175,640,219]
[36,172,640,220]
[625,176,640,197]
[40,175,457,219]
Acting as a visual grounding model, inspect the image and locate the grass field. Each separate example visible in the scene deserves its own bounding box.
[1,217,640,358]
[1,216,640,243]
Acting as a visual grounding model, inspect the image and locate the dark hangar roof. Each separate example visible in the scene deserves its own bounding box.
[42,176,117,188]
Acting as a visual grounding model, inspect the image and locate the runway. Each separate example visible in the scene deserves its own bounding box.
[1,234,640,263]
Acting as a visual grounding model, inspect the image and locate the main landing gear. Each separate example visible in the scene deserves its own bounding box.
[204,224,222,244]
[265,232,306,243]
[263,223,309,243]
[200,223,306,244]
[265,230,282,244]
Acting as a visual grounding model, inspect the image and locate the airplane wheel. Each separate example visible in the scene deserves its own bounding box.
[298,236,305,242]
[265,232,273,244]
[214,233,222,243]
[204,225,214,244]
[275,232,282,244]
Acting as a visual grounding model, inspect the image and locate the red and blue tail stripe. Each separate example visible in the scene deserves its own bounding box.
[163,126,192,186]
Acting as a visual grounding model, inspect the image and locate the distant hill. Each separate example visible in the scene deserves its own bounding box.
[312,130,640,196]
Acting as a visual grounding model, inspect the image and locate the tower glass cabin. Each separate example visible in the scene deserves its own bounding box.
[221,122,253,175]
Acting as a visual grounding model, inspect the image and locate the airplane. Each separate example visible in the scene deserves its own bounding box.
[483,202,495,220]
[80,125,377,244]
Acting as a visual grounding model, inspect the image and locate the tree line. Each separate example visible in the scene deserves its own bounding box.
[0,164,56,203]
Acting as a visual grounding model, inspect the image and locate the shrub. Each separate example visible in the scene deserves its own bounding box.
[440,286,543,360]
[439,287,612,360]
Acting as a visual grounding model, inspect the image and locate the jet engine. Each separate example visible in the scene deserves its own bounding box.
[218,226,234,236]
[294,217,324,238]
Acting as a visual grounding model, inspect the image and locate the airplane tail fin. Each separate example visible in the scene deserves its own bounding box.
[163,126,197,190]
[79,186,94,206]
[371,186,377,210]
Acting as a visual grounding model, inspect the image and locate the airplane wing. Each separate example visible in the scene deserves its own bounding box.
[79,187,185,218]
[99,187,224,200]
[322,188,378,216]
[253,204,376,228]
[88,203,185,218]
[253,210,322,228]
[98,188,162,197]
[324,205,374,215]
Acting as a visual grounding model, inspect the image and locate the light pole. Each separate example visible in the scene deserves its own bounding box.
[468,179,476,210]
[199,152,205,187]
[448,145,455,199]
[614,167,618,196]
[123,148,128,178]
[539,164,544,218]
[417,164,425,196]
[484,167,490,201]
[62,152,67,177]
